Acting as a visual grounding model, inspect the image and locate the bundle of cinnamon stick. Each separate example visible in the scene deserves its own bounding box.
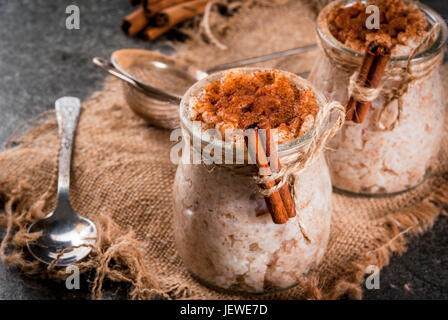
[122,0,210,41]
[245,121,296,224]
[346,41,391,123]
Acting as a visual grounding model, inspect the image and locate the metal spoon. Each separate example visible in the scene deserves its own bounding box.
[27,97,97,266]
[93,44,317,104]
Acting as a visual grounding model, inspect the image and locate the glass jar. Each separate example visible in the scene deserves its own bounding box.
[172,68,343,294]
[309,0,447,195]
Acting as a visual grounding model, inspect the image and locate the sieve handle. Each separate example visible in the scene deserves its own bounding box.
[92,57,182,104]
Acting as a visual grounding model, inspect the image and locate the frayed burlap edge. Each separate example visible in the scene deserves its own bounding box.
[0,151,171,300]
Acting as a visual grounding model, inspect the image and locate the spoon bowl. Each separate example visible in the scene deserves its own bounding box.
[27,207,97,266]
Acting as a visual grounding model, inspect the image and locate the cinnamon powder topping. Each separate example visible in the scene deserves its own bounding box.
[328,0,428,53]
[190,70,319,142]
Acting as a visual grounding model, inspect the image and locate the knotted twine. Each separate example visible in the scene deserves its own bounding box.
[320,22,443,131]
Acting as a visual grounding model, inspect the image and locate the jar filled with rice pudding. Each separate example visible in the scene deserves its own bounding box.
[309,0,447,195]
[173,68,344,293]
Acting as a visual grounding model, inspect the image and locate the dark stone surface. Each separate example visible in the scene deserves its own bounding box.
[0,0,447,300]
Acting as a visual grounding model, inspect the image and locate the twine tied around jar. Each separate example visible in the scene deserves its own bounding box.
[321,23,443,131]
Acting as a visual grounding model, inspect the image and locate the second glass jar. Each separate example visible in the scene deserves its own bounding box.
[309,0,447,195]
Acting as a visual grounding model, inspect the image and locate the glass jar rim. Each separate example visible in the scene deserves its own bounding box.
[317,0,448,63]
[179,68,323,157]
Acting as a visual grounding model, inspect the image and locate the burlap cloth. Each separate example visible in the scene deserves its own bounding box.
[1,0,447,300]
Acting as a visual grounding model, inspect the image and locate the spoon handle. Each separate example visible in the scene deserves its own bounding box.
[55,97,81,206]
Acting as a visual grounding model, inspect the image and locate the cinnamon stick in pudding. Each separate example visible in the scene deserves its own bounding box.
[143,0,208,40]
[121,7,149,36]
[346,42,391,123]
[246,127,289,224]
[258,121,296,218]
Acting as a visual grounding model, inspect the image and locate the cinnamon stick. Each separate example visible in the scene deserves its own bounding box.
[346,41,391,123]
[258,121,296,218]
[121,7,149,36]
[143,0,208,40]
[144,0,191,17]
[245,127,289,224]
